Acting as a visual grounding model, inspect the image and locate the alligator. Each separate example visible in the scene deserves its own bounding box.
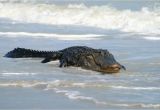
[4,46,125,74]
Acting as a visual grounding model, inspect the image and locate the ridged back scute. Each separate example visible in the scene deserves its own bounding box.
[4,47,57,58]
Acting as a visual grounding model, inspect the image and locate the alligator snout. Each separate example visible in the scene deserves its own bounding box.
[100,63,126,73]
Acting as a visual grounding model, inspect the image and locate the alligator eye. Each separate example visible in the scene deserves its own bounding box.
[86,55,93,60]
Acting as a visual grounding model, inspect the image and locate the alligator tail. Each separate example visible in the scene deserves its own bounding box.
[4,47,59,59]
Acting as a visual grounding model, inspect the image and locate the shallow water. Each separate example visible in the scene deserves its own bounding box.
[0,0,160,109]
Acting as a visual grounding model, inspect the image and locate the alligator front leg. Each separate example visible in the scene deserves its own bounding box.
[59,59,68,67]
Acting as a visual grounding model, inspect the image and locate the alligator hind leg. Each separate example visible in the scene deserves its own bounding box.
[41,57,52,63]
[41,56,58,63]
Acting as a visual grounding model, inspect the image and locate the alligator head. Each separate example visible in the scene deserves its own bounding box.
[80,50,126,74]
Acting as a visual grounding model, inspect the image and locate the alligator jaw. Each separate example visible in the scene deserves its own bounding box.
[99,64,126,74]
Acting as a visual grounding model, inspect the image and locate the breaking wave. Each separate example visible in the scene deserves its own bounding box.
[0,3,159,35]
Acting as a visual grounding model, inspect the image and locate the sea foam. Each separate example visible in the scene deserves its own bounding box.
[0,3,159,35]
[0,72,37,76]
[0,32,102,40]
[0,80,159,109]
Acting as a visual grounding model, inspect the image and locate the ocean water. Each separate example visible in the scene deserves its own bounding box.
[0,0,160,109]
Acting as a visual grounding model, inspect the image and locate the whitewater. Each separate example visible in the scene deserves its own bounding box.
[0,2,160,35]
[0,0,160,109]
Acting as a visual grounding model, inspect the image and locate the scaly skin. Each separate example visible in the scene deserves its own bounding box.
[4,46,125,74]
